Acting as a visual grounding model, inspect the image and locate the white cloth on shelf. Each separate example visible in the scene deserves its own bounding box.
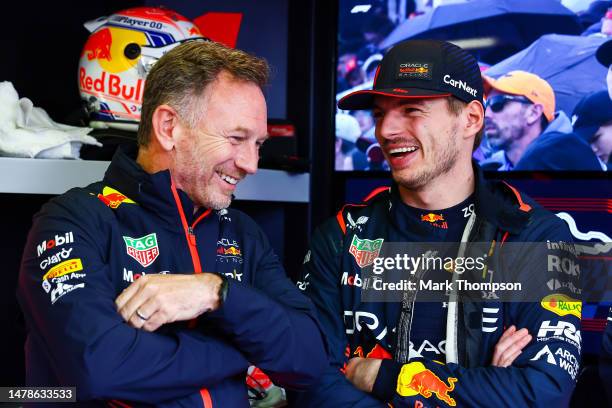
[0,81,101,159]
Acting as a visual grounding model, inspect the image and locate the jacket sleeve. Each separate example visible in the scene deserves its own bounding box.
[17,195,250,403]
[371,216,582,407]
[292,219,387,407]
[204,218,327,390]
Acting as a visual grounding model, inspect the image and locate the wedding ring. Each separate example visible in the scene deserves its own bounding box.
[136,309,149,321]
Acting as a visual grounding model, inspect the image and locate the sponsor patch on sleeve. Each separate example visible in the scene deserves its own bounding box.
[36,232,74,257]
[42,259,84,281]
[540,294,581,318]
[40,258,87,304]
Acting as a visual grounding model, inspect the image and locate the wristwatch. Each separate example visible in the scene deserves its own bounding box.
[218,274,229,306]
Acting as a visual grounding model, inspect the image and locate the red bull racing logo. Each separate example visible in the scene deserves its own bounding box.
[421,213,448,229]
[397,362,457,406]
[217,238,243,264]
[397,62,432,80]
[97,186,136,209]
[349,236,384,268]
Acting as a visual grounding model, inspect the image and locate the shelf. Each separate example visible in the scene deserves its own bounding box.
[0,158,309,203]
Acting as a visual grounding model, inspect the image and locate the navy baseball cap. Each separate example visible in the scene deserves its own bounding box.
[596,39,612,67]
[338,39,484,110]
[572,90,612,141]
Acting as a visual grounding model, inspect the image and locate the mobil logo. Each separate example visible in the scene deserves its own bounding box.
[37,232,74,257]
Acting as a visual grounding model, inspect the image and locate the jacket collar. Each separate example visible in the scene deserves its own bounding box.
[387,162,531,236]
[471,162,531,234]
[102,145,207,228]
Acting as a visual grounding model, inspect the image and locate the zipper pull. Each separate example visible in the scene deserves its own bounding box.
[188,227,196,246]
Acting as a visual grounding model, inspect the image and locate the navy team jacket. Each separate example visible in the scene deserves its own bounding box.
[294,166,582,407]
[17,147,326,407]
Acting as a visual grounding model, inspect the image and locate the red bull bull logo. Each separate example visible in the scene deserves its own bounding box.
[224,246,241,256]
[366,344,392,359]
[420,213,448,229]
[82,28,113,61]
[81,26,147,74]
[351,343,392,359]
[97,186,136,209]
[421,213,444,223]
[397,362,457,406]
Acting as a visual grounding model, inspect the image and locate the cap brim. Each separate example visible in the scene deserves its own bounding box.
[596,40,612,68]
[338,88,451,110]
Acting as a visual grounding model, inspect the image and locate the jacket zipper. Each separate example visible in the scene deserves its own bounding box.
[170,181,214,408]
[170,183,213,273]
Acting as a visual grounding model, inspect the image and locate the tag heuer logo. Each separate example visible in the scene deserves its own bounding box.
[349,236,384,268]
[123,233,160,267]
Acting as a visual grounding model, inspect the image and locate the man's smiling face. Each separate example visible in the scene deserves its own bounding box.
[172,71,268,210]
[373,96,462,190]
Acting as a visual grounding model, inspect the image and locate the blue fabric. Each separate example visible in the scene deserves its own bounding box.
[395,195,473,362]
[514,131,601,170]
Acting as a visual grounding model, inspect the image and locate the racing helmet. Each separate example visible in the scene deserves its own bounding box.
[78,7,205,131]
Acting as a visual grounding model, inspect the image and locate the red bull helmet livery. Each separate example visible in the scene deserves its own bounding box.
[78,7,205,131]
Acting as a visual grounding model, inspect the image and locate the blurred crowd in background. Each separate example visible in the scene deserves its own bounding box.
[335,0,612,171]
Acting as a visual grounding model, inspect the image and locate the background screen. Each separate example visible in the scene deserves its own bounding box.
[335,0,610,172]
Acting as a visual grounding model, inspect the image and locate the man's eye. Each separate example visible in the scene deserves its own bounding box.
[404,107,420,114]
[230,136,244,142]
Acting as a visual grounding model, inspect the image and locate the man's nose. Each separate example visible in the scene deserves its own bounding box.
[377,111,404,141]
[235,143,258,175]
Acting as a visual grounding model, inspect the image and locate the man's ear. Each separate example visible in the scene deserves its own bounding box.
[151,104,180,152]
[463,100,484,140]
[524,103,544,127]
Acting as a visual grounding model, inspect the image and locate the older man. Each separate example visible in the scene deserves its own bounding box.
[295,40,581,407]
[18,41,325,406]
